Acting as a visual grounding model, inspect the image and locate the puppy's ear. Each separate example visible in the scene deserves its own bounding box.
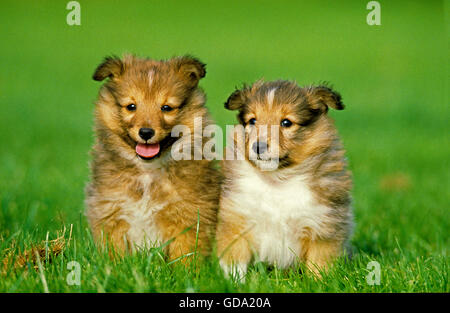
[225,88,248,111]
[93,56,124,81]
[174,56,206,88]
[304,85,344,113]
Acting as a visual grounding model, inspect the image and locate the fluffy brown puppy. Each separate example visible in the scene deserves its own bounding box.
[216,80,353,278]
[85,55,221,261]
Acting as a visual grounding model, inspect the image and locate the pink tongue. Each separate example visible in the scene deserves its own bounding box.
[136,143,160,158]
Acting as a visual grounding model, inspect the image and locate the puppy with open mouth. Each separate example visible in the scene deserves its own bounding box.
[216,80,353,278]
[85,55,221,261]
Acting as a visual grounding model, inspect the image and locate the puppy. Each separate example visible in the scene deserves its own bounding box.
[216,80,353,278]
[85,55,221,261]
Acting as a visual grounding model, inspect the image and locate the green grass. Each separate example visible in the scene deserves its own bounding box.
[0,0,448,292]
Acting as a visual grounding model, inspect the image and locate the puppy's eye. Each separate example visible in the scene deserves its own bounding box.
[248,118,256,125]
[161,105,173,112]
[281,119,293,127]
[126,104,136,111]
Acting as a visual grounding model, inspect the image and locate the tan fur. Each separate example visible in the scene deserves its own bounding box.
[217,80,353,278]
[85,55,221,262]
[216,200,252,264]
[302,238,342,274]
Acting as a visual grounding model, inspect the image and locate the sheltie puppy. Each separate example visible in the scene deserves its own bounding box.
[216,80,353,278]
[85,55,221,261]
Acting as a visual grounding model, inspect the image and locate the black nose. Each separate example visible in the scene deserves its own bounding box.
[139,128,155,141]
[252,142,268,154]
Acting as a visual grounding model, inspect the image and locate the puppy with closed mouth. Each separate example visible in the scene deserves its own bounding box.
[216,80,353,278]
[85,55,221,261]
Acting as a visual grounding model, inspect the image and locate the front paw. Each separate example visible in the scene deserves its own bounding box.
[220,260,248,282]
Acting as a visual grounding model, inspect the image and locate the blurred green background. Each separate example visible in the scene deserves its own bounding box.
[0,0,448,291]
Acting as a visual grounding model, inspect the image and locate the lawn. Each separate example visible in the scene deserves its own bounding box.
[0,0,448,292]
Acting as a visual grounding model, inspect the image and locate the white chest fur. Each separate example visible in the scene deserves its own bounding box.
[118,173,167,249]
[232,161,330,268]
